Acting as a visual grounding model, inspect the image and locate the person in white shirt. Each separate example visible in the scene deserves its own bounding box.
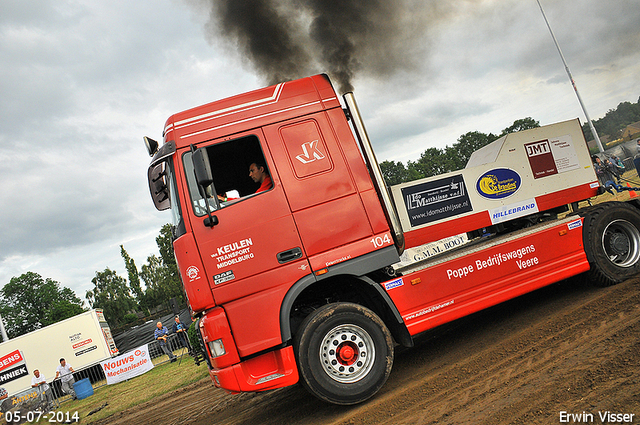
[31,369,53,406]
[54,358,76,399]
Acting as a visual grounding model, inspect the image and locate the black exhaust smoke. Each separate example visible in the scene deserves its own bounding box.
[194,0,450,93]
[209,0,311,85]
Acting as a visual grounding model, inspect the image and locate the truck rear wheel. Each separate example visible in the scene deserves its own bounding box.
[583,203,640,286]
[294,303,394,405]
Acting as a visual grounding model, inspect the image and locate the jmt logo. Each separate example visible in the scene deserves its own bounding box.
[296,140,325,164]
[526,140,551,157]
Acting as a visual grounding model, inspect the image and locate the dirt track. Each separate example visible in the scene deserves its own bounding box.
[99,275,640,425]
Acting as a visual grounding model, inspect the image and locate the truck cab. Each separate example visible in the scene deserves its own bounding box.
[145,74,404,396]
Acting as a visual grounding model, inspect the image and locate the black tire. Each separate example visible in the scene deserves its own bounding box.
[583,202,640,286]
[294,303,394,405]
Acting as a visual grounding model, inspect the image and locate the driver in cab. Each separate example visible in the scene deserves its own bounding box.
[249,161,272,193]
[216,161,272,204]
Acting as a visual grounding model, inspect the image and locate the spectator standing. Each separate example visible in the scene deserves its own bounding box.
[31,369,53,407]
[593,156,615,186]
[54,358,76,399]
[605,158,622,182]
[611,155,625,178]
[172,316,192,355]
[155,321,177,362]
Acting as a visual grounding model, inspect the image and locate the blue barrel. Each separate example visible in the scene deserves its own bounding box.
[73,378,93,400]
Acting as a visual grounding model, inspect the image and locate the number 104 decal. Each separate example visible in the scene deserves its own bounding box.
[371,233,392,248]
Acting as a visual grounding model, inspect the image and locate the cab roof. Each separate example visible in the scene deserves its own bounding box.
[164,74,341,148]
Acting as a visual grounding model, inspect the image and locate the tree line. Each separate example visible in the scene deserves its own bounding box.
[0,272,85,338]
[380,97,640,187]
[581,97,640,142]
[85,224,184,328]
[380,117,540,185]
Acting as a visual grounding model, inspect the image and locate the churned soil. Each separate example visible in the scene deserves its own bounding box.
[97,275,640,425]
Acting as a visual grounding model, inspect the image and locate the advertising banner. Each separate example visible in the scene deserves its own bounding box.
[525,135,579,179]
[0,364,29,385]
[0,350,24,372]
[400,174,473,227]
[100,344,153,385]
[0,350,28,385]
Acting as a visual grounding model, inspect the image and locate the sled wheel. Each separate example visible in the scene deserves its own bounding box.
[294,303,394,405]
[583,203,640,286]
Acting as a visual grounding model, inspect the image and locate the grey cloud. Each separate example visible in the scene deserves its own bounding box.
[0,147,140,260]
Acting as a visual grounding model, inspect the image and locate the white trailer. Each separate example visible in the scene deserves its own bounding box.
[0,309,118,396]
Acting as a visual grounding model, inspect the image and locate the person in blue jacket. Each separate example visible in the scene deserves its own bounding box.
[154,321,177,362]
[172,316,192,355]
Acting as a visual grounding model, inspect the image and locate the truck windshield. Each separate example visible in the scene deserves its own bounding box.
[183,135,272,217]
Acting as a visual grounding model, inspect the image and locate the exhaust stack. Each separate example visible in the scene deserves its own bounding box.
[343,92,405,254]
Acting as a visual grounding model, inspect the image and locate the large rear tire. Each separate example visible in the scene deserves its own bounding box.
[294,303,394,405]
[583,202,640,286]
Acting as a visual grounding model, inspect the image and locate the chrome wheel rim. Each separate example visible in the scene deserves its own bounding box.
[602,219,640,267]
[319,324,375,383]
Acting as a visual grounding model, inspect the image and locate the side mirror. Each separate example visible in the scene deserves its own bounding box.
[148,163,170,211]
[192,148,214,187]
[144,136,159,157]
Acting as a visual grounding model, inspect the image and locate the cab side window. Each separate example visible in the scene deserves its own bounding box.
[183,135,271,217]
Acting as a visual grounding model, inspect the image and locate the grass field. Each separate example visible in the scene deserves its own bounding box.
[61,350,209,423]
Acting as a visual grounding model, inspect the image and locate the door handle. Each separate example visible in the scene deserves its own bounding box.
[277,247,303,264]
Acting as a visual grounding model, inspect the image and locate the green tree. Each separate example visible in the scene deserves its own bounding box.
[155,224,183,302]
[582,99,640,141]
[445,131,499,170]
[0,272,84,338]
[408,147,450,178]
[139,224,184,309]
[48,287,87,324]
[500,117,540,136]
[120,245,145,311]
[376,116,542,183]
[140,254,168,307]
[379,160,422,185]
[86,268,137,328]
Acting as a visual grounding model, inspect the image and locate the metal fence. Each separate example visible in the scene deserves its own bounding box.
[48,363,107,405]
[148,333,192,364]
[48,335,192,405]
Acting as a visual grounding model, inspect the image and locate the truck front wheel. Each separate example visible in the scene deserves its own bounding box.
[294,302,394,405]
[584,202,640,286]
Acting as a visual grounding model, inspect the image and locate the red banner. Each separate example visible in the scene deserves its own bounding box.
[0,350,24,372]
[72,338,93,350]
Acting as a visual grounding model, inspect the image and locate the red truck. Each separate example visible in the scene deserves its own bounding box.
[144,74,640,405]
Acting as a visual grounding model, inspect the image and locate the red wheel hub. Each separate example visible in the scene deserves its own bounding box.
[336,342,358,365]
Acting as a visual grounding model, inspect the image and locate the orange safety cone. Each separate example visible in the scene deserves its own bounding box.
[627,183,637,198]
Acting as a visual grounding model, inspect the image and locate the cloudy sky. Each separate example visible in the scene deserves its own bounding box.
[1,0,638,303]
